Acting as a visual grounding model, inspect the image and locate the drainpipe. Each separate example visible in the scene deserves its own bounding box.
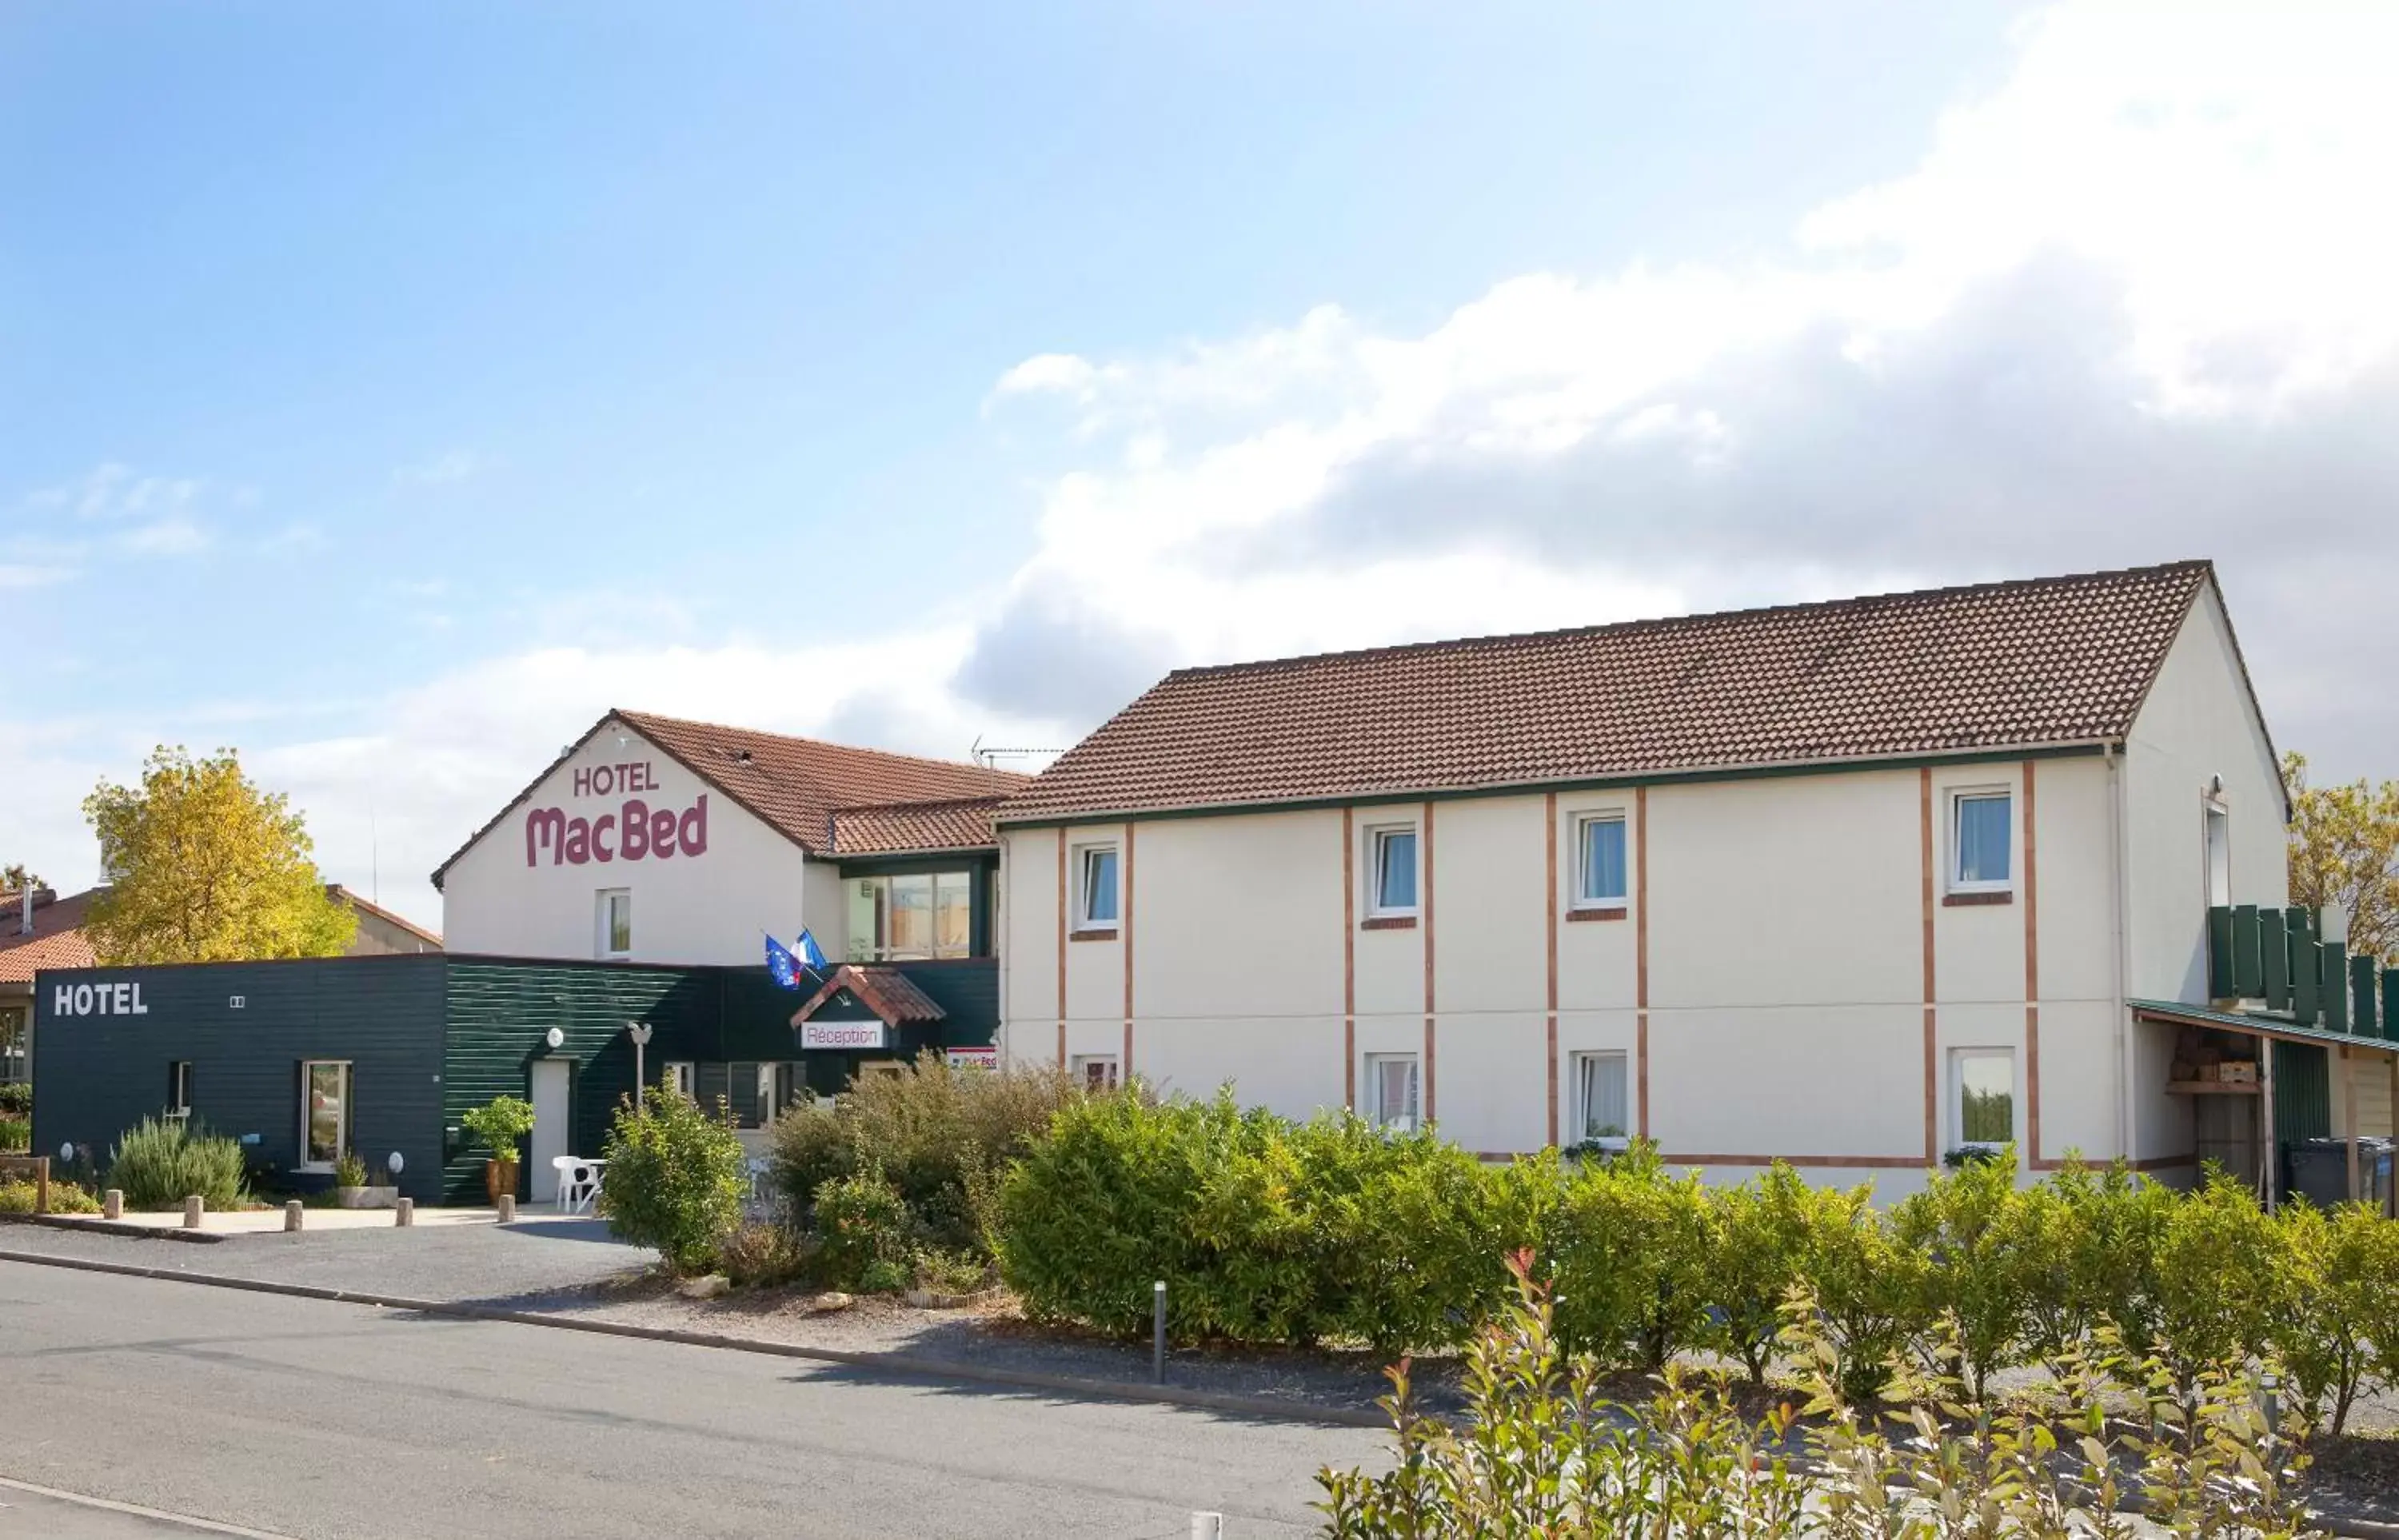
[2106,741,2131,1163]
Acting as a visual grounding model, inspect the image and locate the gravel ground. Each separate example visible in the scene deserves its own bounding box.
[5,1215,2393,1529]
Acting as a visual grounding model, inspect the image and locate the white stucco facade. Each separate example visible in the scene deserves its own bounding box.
[999,586,2297,1196]
[439,718,830,967]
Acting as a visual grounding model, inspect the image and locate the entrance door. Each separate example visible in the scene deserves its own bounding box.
[529,1059,571,1203]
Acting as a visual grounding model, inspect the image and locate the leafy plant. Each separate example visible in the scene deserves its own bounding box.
[812,1167,916,1292]
[107,1116,248,1211]
[0,1081,30,1116]
[0,1115,27,1154]
[1703,1163,1815,1386]
[332,1150,369,1189]
[1891,1143,2036,1400]
[461,1095,537,1162]
[713,1220,804,1289]
[597,1083,748,1274]
[2269,1198,2395,1437]
[1547,1143,1713,1372]
[0,1178,102,1214]
[1793,1177,1929,1404]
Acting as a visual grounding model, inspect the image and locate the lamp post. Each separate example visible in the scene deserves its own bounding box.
[628,1022,654,1107]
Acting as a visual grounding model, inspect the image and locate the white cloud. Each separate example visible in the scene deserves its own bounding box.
[393,449,483,486]
[0,565,72,590]
[114,517,210,557]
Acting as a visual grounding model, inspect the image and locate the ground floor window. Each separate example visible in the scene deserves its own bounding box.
[663,1060,695,1099]
[166,1059,193,1119]
[1951,1048,2015,1150]
[0,1005,26,1083]
[1071,1054,1119,1091]
[301,1060,351,1171]
[1366,1053,1419,1132]
[1571,1051,1629,1145]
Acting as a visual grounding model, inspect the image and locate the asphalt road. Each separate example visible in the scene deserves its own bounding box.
[0,1263,1382,1539]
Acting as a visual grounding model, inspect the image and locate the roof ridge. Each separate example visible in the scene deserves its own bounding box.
[1156,559,2213,682]
[831,791,1016,815]
[615,708,1026,782]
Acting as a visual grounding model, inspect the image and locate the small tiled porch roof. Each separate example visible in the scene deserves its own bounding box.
[789,965,948,1028]
[2129,999,2399,1056]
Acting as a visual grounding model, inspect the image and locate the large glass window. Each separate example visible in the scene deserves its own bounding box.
[1952,1050,2014,1149]
[1952,792,2012,891]
[847,872,976,960]
[302,1060,351,1171]
[1576,816,1627,908]
[1369,827,1419,917]
[0,1005,26,1084]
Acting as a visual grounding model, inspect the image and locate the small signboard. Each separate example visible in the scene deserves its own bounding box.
[800,1020,888,1051]
[944,1046,999,1071]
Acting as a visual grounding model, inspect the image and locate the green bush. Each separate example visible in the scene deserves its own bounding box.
[1548,1144,1713,1372]
[2267,1198,2397,1438]
[2150,1170,2282,1400]
[461,1095,537,1161]
[1891,1144,2037,1400]
[811,1166,917,1293]
[768,1054,1079,1252]
[713,1220,805,1289]
[107,1116,248,1211]
[0,1115,27,1153]
[597,1083,748,1274]
[332,1150,369,1188]
[1703,1164,1815,1385]
[0,1082,30,1116]
[0,1178,102,1214]
[1793,1177,1929,1404]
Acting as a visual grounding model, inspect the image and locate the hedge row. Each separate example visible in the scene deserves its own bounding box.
[996,1093,2399,1429]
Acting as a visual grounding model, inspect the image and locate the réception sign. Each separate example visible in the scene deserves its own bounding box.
[524,759,709,868]
[800,1020,888,1051]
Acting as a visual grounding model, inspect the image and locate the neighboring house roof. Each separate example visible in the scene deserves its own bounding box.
[1001,561,2226,824]
[789,964,948,1028]
[433,710,1030,886]
[326,885,445,948]
[828,796,1008,857]
[0,888,99,985]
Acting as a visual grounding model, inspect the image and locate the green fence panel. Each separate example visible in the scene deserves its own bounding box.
[2208,905,2235,997]
[2294,934,2321,1025]
[2322,943,2349,1032]
[2353,955,2378,1040]
[2261,910,2291,1011]
[2232,905,2263,996]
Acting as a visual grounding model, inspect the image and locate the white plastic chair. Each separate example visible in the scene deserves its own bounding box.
[553,1156,604,1215]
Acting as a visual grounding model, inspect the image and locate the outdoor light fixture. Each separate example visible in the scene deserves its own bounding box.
[58,1141,73,1163]
[627,1021,655,1107]
[387,1151,405,1178]
[545,1026,566,1050]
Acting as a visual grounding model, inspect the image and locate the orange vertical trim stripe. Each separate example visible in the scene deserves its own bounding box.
[1635,785,1650,1140]
[1920,767,1938,1163]
[1545,792,1559,1150]
[2022,760,2042,1166]
[1343,806,1355,1111]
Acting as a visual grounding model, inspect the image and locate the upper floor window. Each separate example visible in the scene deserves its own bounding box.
[1368,826,1419,918]
[848,872,974,961]
[1950,791,2012,892]
[2204,800,2231,908]
[1575,814,1628,910]
[597,888,632,960]
[1076,845,1120,932]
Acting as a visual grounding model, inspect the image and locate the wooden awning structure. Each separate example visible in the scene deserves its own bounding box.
[789,965,948,1030]
[2129,998,2399,1055]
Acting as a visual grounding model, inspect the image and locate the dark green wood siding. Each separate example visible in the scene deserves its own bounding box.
[31,957,449,1201]
[2273,1040,2331,1145]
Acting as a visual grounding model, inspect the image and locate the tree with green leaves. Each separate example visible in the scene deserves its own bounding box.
[2284,749,2399,963]
[2,863,41,894]
[82,746,355,964]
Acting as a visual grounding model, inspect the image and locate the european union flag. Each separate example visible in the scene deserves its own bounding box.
[765,933,804,990]
[796,928,829,973]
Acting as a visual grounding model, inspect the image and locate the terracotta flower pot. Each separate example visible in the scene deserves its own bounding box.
[484,1157,519,1204]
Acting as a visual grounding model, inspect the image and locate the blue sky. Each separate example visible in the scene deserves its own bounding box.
[6,2,2394,927]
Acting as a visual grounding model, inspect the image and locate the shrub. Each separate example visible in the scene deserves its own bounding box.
[1890,1144,2036,1400]
[0,1178,101,1214]
[107,1116,247,1211]
[0,1082,30,1116]
[2150,1169,2282,1401]
[1703,1164,1815,1385]
[812,1167,916,1293]
[332,1150,369,1189]
[768,1054,1079,1252]
[714,1220,805,1289]
[2033,1156,2179,1362]
[597,1083,748,1274]
[0,1115,26,1153]
[1547,1144,1714,1372]
[2267,1199,2394,1437]
[1793,1179,1929,1404]
[461,1095,537,1161]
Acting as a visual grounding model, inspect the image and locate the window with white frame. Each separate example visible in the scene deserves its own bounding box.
[1575,814,1628,909]
[2204,800,2231,908]
[846,872,975,961]
[596,888,633,959]
[301,1059,352,1171]
[1367,825,1419,918]
[1075,845,1120,932]
[663,1061,696,1099]
[1071,1053,1120,1091]
[1950,791,2012,892]
[1570,1051,1629,1144]
[1366,1053,1420,1132]
[166,1059,193,1119]
[1951,1049,2014,1150]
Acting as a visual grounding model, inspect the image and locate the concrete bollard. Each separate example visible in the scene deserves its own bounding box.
[285,1199,304,1232]
[496,1194,516,1223]
[182,1195,205,1229]
[395,1197,413,1227]
[103,1189,123,1221]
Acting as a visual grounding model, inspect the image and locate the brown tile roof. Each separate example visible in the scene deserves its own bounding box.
[1000,561,2224,822]
[828,796,1007,857]
[326,885,445,948]
[433,711,1030,885]
[0,888,99,984]
[789,964,948,1027]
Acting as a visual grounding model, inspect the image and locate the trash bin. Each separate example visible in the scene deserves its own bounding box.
[2284,1137,2395,1209]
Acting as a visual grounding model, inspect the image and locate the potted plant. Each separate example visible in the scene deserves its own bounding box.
[331,1149,398,1208]
[462,1095,537,1203]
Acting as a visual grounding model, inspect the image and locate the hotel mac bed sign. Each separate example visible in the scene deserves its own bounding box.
[525,760,710,868]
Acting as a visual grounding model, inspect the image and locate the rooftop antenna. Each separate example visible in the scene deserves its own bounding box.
[972,741,1069,769]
